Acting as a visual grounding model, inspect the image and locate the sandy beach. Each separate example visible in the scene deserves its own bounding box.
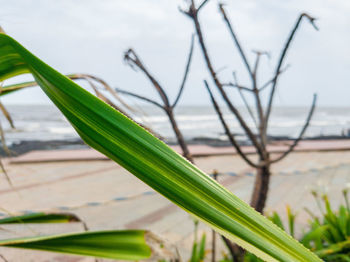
[0,141,349,261]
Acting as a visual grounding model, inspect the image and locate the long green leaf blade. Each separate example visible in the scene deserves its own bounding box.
[0,230,151,260]
[0,33,322,262]
[0,212,80,224]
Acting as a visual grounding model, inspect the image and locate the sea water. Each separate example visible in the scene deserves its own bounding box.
[0,104,349,145]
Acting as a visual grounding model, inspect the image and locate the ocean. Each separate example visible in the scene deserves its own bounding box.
[1,104,350,146]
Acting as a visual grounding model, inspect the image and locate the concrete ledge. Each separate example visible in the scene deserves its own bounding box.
[7,139,350,164]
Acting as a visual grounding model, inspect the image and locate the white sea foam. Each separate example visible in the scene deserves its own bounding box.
[0,104,349,144]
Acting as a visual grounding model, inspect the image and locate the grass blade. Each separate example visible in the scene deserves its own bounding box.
[0,212,81,224]
[0,33,322,262]
[0,230,151,260]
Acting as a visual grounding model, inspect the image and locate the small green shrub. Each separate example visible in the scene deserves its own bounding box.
[245,189,350,262]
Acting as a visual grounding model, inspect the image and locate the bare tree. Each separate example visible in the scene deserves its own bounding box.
[179,2,318,260]
[116,35,195,163]
[181,0,318,213]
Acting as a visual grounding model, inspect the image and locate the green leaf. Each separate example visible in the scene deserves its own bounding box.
[268,212,285,231]
[286,205,296,238]
[0,74,96,96]
[0,33,322,262]
[315,239,350,258]
[0,80,37,96]
[325,253,350,262]
[198,233,206,261]
[0,212,81,224]
[0,230,151,260]
[190,242,198,262]
[300,225,329,250]
[337,205,348,238]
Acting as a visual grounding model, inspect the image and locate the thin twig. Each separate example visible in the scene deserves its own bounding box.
[219,4,253,76]
[81,77,134,118]
[237,88,258,130]
[70,74,134,112]
[222,82,252,92]
[231,72,258,129]
[124,49,170,107]
[246,52,267,152]
[218,5,265,153]
[259,65,290,92]
[197,0,210,12]
[123,46,194,162]
[265,13,318,125]
[252,50,270,77]
[172,34,195,108]
[114,88,164,109]
[270,94,317,164]
[204,80,258,168]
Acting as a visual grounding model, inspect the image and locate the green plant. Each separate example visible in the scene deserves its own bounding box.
[0,212,151,260]
[0,230,151,260]
[0,33,322,261]
[247,189,350,262]
[190,220,207,262]
[303,190,350,261]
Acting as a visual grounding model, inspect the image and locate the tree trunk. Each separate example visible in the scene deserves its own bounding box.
[250,163,271,213]
[166,110,194,163]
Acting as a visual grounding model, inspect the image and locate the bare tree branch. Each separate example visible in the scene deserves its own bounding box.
[80,78,162,137]
[252,50,270,77]
[219,4,253,76]
[124,49,170,107]
[123,45,194,162]
[265,13,318,125]
[172,34,195,108]
[222,82,252,92]
[237,88,258,130]
[182,2,264,156]
[81,77,132,116]
[204,80,258,168]
[114,88,164,109]
[231,72,258,129]
[198,0,210,12]
[218,4,267,154]
[270,94,317,164]
[70,73,135,112]
[259,65,290,92]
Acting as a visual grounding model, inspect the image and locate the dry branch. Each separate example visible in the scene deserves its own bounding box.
[122,40,196,162]
[265,13,318,125]
[204,80,258,168]
[172,34,195,108]
[219,4,253,76]
[259,65,290,92]
[270,94,317,164]
[182,0,264,156]
[114,88,163,109]
[70,74,134,112]
[124,49,170,107]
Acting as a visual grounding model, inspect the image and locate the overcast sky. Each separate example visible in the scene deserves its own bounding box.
[0,0,349,107]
